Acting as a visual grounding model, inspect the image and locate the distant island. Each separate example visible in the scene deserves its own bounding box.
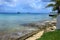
[17,12,20,14]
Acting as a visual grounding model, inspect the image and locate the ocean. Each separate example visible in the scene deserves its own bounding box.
[0,13,51,33]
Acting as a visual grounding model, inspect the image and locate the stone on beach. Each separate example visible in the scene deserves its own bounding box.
[45,26,56,32]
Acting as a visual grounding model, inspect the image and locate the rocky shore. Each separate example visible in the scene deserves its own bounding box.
[0,19,56,40]
[23,19,56,32]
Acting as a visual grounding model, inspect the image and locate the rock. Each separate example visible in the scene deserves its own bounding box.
[45,26,56,32]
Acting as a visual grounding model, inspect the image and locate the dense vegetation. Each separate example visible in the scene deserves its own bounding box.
[37,30,60,40]
[47,0,60,14]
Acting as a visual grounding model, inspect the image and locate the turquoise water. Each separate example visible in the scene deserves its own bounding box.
[0,13,50,32]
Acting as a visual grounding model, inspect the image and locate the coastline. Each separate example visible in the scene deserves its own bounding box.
[26,19,56,40]
[0,19,56,40]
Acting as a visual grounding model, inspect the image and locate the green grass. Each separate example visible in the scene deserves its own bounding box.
[37,29,60,40]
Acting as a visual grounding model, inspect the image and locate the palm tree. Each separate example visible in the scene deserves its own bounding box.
[46,0,60,14]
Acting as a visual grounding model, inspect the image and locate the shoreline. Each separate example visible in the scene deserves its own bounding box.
[26,30,44,40]
[0,19,56,40]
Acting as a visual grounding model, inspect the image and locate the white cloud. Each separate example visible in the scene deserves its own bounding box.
[0,0,52,12]
[0,0,45,8]
[23,0,43,10]
[0,0,4,5]
[0,0,18,7]
[29,3,42,9]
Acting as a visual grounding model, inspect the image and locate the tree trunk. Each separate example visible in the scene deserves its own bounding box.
[58,6,60,14]
[58,10,60,14]
[57,6,60,14]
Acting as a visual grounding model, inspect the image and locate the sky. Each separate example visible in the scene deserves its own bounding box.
[0,0,53,13]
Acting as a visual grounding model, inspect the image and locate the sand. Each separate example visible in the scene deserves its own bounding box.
[26,30,44,40]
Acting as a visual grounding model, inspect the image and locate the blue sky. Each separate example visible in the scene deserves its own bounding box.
[0,0,52,13]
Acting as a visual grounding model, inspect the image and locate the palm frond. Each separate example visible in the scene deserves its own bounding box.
[52,6,57,11]
[51,0,55,1]
[46,4,55,8]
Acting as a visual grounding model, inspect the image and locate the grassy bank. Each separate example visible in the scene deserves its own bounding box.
[37,29,60,40]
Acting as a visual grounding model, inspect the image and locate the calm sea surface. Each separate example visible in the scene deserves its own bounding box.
[0,13,51,32]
